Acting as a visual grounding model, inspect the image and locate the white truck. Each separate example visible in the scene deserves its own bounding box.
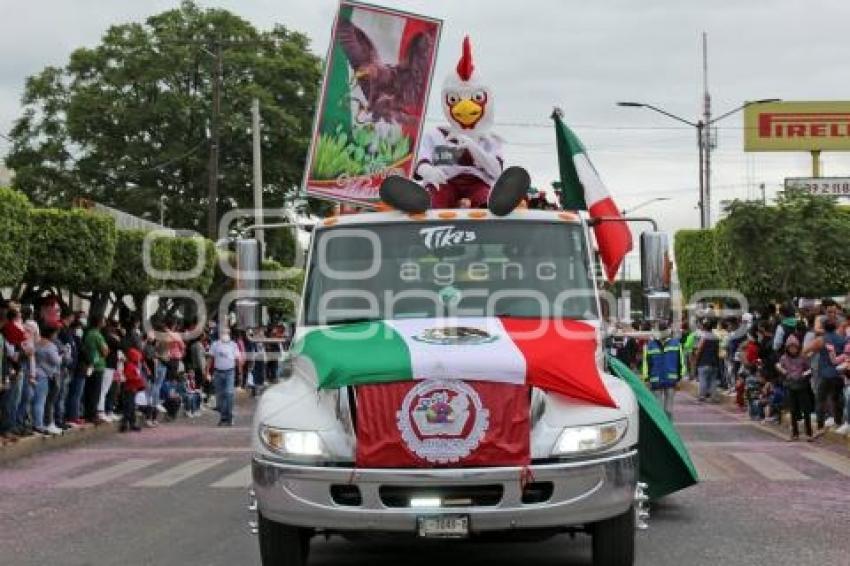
[247,207,668,566]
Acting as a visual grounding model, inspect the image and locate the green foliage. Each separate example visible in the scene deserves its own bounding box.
[676,192,850,305]
[259,259,303,319]
[674,229,721,302]
[163,237,217,294]
[26,209,117,290]
[0,187,32,287]
[311,122,411,180]
[6,0,322,231]
[100,229,170,296]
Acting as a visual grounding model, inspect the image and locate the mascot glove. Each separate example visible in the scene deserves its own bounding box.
[416,162,449,187]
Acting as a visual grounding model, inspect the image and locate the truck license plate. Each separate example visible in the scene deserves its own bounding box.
[417,515,470,539]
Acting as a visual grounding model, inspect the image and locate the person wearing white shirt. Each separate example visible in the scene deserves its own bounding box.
[208,328,240,426]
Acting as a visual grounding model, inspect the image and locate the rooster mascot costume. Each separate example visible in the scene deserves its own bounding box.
[380,37,529,215]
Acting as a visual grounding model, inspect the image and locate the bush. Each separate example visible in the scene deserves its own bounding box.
[26,208,117,290]
[162,237,217,294]
[100,229,171,297]
[674,229,721,302]
[259,259,304,319]
[0,187,32,287]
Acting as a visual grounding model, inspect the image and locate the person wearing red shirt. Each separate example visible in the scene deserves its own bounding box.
[120,348,146,432]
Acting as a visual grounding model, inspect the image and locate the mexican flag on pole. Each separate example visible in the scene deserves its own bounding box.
[552,109,633,282]
[292,317,616,408]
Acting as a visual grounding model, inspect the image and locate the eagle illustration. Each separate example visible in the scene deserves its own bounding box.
[337,18,435,125]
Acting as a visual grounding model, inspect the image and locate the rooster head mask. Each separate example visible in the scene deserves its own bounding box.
[441,36,493,134]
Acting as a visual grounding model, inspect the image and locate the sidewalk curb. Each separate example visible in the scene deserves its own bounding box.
[1,388,253,464]
[682,379,850,448]
[1,421,121,465]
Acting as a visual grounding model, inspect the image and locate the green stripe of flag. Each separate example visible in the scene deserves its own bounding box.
[293,322,413,389]
[552,110,587,211]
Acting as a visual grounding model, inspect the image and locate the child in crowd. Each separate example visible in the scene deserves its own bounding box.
[181,370,203,418]
[776,336,813,441]
[746,369,765,420]
[120,348,145,432]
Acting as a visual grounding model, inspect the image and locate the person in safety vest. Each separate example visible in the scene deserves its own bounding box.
[642,321,687,419]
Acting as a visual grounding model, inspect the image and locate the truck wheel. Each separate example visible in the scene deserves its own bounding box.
[591,506,635,566]
[258,513,311,566]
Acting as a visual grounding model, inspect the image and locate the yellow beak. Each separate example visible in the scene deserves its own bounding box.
[450,98,483,127]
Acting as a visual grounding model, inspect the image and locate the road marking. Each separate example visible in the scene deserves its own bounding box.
[802,451,850,477]
[730,452,811,481]
[689,453,729,481]
[133,458,226,488]
[211,465,252,488]
[75,447,252,455]
[58,459,159,488]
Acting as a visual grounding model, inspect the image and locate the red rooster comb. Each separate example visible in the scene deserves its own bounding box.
[456,36,474,82]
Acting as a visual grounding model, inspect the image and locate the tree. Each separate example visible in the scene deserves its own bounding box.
[674,192,850,307]
[6,1,321,236]
[673,229,721,302]
[23,209,117,311]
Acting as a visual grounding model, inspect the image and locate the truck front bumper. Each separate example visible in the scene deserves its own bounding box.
[252,449,637,533]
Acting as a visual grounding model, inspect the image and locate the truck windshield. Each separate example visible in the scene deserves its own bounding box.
[304,220,597,325]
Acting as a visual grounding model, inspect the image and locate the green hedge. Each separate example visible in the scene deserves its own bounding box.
[99,229,170,296]
[674,229,721,301]
[26,208,117,290]
[164,237,217,294]
[259,259,304,319]
[0,187,32,287]
[676,193,850,305]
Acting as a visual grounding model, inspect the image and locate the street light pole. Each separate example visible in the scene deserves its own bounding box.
[616,98,780,230]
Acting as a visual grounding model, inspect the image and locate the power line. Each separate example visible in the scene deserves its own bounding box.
[116,139,208,178]
[424,116,751,131]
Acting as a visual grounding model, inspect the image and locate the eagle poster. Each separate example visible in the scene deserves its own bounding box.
[304,1,442,205]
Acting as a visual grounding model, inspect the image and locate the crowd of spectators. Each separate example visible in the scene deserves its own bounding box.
[0,298,292,444]
[609,298,850,441]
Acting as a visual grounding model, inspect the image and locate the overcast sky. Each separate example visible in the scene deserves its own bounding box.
[2,0,850,249]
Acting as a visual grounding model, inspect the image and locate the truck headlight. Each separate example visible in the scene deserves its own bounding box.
[259,426,326,459]
[551,419,628,456]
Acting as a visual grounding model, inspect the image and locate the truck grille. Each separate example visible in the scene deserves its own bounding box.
[379,485,504,508]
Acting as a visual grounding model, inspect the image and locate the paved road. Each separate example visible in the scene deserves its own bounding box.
[2,391,850,566]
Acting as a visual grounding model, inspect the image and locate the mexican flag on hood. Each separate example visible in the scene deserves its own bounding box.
[292,317,616,409]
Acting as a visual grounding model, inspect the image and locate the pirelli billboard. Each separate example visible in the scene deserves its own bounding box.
[744,101,850,151]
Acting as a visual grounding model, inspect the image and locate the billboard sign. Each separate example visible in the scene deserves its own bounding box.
[744,101,850,152]
[303,1,442,205]
[784,177,850,199]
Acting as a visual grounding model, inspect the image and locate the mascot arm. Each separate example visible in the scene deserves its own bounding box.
[415,161,448,186]
[453,134,503,181]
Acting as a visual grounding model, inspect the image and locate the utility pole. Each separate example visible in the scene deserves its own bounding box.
[252,97,265,254]
[760,182,766,205]
[702,32,712,229]
[697,120,706,229]
[207,41,223,240]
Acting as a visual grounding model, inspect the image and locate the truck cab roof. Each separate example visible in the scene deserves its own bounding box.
[316,208,582,229]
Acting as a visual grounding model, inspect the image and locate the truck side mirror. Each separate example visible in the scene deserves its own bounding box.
[640,232,672,322]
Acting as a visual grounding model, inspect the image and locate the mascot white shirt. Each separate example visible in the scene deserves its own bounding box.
[414,37,504,208]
